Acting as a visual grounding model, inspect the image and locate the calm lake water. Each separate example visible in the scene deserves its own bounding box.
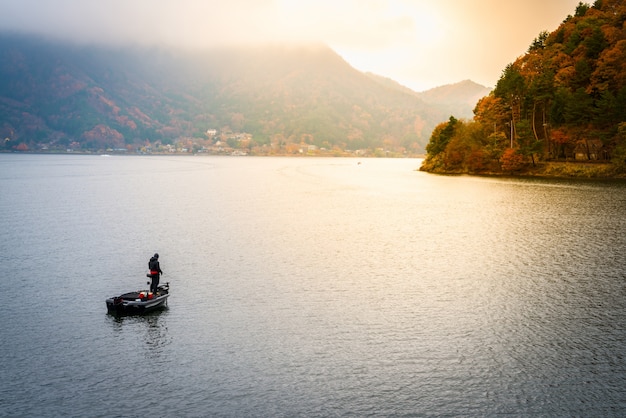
[1,154,625,417]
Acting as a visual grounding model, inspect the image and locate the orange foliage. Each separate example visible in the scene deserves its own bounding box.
[591,39,626,92]
[550,128,570,144]
[500,148,525,172]
[431,1,626,173]
[443,150,464,169]
[81,124,124,148]
[466,149,487,172]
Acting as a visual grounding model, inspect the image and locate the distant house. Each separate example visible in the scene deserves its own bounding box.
[574,139,605,161]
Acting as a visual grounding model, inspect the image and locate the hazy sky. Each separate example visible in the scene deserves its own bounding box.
[0,0,583,91]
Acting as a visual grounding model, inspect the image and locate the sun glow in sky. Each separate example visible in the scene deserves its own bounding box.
[0,0,583,91]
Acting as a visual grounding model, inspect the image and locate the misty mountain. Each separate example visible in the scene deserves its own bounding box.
[0,33,483,153]
[417,80,492,119]
[363,74,491,119]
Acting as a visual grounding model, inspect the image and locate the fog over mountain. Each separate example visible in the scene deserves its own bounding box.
[0,33,486,154]
[0,0,582,92]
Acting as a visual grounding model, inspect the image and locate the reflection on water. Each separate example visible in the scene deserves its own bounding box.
[107,310,172,364]
[143,312,172,362]
[1,155,625,416]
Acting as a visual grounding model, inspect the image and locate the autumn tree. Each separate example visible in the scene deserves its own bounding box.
[426,116,458,156]
[500,148,525,172]
[444,120,491,172]
[494,63,525,140]
[420,116,459,172]
[515,119,543,165]
[549,128,573,159]
[611,122,626,170]
[421,0,626,174]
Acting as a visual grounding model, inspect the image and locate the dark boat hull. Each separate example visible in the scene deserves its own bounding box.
[106,283,169,315]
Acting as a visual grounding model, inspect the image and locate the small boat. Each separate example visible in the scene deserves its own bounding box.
[106,282,170,315]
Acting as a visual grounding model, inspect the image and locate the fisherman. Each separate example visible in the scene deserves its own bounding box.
[148,253,163,294]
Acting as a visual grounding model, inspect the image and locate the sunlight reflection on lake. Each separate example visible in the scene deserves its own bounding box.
[1,154,625,416]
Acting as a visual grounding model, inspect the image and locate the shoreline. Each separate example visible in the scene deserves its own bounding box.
[419,161,626,180]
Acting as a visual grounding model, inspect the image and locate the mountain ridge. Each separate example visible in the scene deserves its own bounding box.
[0,33,486,154]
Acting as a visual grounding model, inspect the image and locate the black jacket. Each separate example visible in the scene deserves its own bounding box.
[148,257,162,275]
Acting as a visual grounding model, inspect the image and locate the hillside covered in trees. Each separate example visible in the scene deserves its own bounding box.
[0,34,481,156]
[421,0,626,177]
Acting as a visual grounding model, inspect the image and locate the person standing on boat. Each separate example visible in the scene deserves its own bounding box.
[148,253,163,294]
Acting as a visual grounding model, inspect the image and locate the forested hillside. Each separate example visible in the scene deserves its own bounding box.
[421,0,626,177]
[0,34,464,155]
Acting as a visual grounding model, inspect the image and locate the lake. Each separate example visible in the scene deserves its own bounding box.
[1,154,625,417]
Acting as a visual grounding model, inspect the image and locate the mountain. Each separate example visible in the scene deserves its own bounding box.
[363,72,422,97]
[417,80,492,119]
[0,34,466,154]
